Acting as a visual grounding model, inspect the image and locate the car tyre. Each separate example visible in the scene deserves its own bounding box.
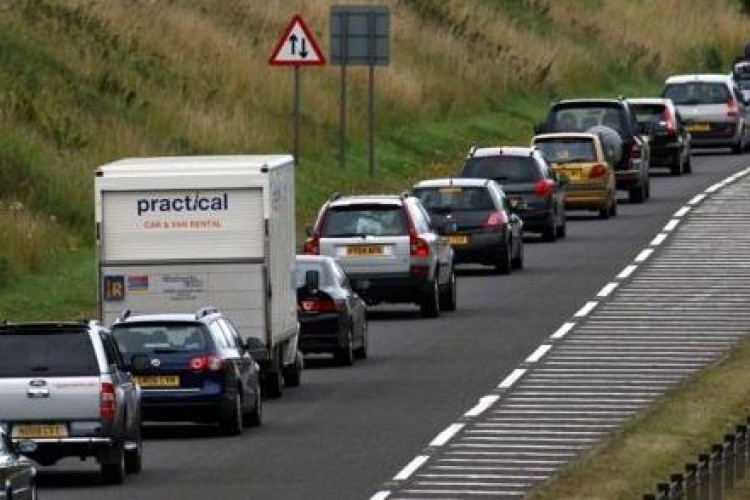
[124,424,142,474]
[628,184,645,203]
[439,268,457,312]
[243,388,263,427]
[101,446,126,485]
[610,196,618,217]
[670,161,682,176]
[542,217,557,242]
[511,237,524,270]
[219,392,243,436]
[556,212,567,238]
[494,242,512,274]
[282,351,303,387]
[354,321,368,359]
[598,204,610,219]
[732,138,744,154]
[420,279,440,318]
[263,352,284,399]
[683,155,692,174]
[335,330,354,366]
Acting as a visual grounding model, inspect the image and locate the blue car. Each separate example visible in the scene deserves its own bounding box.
[111,307,262,436]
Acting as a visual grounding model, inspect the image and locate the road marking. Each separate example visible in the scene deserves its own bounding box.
[394,455,430,481]
[635,248,654,262]
[597,283,618,297]
[650,233,668,246]
[705,182,724,193]
[498,369,526,389]
[525,344,552,363]
[663,219,680,231]
[574,301,598,317]
[465,395,501,418]
[617,265,637,279]
[430,424,465,447]
[550,322,575,339]
[674,206,692,217]
[370,492,391,500]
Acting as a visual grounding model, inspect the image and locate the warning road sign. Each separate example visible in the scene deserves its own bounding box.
[269,15,326,66]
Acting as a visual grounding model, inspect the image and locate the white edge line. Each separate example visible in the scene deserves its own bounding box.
[498,368,526,389]
[674,206,691,217]
[617,264,637,279]
[689,193,706,204]
[650,233,667,246]
[574,301,598,317]
[663,219,680,232]
[635,248,653,262]
[705,183,722,193]
[393,455,430,481]
[551,322,575,339]
[429,423,465,447]
[597,282,618,297]
[465,395,500,417]
[525,344,552,363]
[370,492,391,500]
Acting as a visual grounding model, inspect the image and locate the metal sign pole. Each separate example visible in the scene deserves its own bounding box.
[368,12,375,178]
[293,65,301,166]
[339,13,348,170]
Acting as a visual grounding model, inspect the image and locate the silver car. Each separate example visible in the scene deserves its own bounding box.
[0,431,36,500]
[663,73,750,153]
[303,194,456,317]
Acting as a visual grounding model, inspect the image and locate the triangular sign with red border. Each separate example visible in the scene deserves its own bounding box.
[269,15,326,66]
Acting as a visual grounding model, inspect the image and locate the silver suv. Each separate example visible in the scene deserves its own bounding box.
[303,194,456,317]
[0,321,142,484]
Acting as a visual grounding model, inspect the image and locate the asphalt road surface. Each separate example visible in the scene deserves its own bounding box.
[40,151,749,500]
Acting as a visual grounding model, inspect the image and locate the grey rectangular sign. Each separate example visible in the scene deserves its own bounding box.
[330,5,389,66]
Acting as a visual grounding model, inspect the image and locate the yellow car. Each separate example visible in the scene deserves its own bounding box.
[531,132,617,219]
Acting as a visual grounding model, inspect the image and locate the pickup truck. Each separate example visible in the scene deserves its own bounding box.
[0,321,143,484]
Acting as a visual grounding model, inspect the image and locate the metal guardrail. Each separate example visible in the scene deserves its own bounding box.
[644,418,750,500]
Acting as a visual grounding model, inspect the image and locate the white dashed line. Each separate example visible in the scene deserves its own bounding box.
[498,369,526,389]
[688,193,706,204]
[650,234,667,246]
[550,322,575,340]
[574,301,598,318]
[525,344,552,363]
[705,182,724,193]
[663,219,680,232]
[370,491,391,500]
[430,424,465,447]
[394,455,430,481]
[465,395,501,418]
[597,283,618,298]
[617,265,637,279]
[635,249,653,263]
[674,206,692,217]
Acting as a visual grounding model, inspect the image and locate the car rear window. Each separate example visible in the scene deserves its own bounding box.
[630,104,667,124]
[534,138,597,163]
[663,82,730,105]
[549,106,626,135]
[295,261,332,288]
[112,322,210,355]
[321,205,407,237]
[413,186,495,211]
[461,156,539,183]
[0,330,99,377]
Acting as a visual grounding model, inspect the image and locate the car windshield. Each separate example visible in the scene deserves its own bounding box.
[295,261,332,288]
[0,330,99,377]
[462,156,539,183]
[534,139,597,163]
[664,82,730,105]
[112,322,209,355]
[321,205,407,237]
[413,186,495,211]
[549,106,626,134]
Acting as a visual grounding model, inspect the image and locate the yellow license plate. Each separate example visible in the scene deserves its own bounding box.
[560,169,581,181]
[134,375,180,387]
[12,423,68,438]
[447,235,469,245]
[346,245,384,256]
[686,123,709,132]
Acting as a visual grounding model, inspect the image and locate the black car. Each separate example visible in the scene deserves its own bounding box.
[458,146,567,242]
[536,98,652,203]
[0,431,37,499]
[296,255,368,366]
[111,308,263,435]
[412,177,524,273]
[628,97,692,176]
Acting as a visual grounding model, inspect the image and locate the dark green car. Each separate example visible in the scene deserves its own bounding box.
[0,431,37,500]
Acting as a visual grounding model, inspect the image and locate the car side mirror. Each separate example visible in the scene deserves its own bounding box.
[304,269,320,291]
[243,337,269,361]
[130,354,150,371]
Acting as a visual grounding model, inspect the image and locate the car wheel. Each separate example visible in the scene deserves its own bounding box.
[732,138,744,154]
[598,203,610,219]
[628,184,645,203]
[124,420,142,474]
[511,237,524,270]
[335,329,354,366]
[282,351,303,387]
[542,216,557,242]
[420,279,440,318]
[243,388,263,427]
[219,392,243,436]
[670,161,682,176]
[439,268,457,312]
[645,175,651,199]
[610,196,618,217]
[354,320,368,359]
[556,213,567,238]
[683,155,692,174]
[100,446,126,484]
[262,352,284,399]
[494,241,512,274]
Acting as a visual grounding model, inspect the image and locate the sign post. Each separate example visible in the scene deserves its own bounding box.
[269,15,326,166]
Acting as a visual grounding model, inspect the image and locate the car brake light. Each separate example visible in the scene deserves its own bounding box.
[661,108,676,134]
[484,211,507,231]
[299,298,341,313]
[100,382,116,421]
[533,179,554,198]
[410,234,430,257]
[727,98,739,118]
[589,164,608,179]
[303,235,320,255]
[190,355,223,372]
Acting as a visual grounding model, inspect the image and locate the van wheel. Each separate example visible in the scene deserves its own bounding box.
[439,268,457,312]
[420,279,440,318]
[283,351,303,387]
[219,392,243,436]
[263,358,284,399]
[101,446,126,484]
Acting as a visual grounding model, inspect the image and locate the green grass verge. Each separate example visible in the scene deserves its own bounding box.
[530,337,750,500]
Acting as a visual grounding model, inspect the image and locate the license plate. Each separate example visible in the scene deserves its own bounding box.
[686,123,709,132]
[346,245,384,256]
[447,234,469,245]
[134,375,180,387]
[12,423,67,438]
[560,168,581,181]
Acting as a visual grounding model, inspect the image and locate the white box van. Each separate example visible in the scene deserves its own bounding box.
[94,155,301,397]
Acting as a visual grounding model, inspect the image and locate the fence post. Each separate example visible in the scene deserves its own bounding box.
[685,463,698,500]
[737,424,747,481]
[725,434,736,491]
[699,453,710,500]
[657,483,670,499]
[711,444,724,500]
[670,473,684,499]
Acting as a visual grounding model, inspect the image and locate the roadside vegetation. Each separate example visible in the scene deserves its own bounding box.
[2,0,750,496]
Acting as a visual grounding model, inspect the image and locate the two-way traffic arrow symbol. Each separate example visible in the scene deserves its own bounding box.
[288,34,309,59]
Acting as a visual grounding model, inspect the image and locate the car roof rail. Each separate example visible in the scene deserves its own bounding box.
[196,306,219,319]
[116,309,131,322]
[330,192,343,201]
[467,145,478,158]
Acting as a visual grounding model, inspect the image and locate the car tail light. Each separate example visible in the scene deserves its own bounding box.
[483,211,507,231]
[190,355,223,372]
[100,382,116,421]
[661,108,676,134]
[533,179,554,198]
[302,235,320,255]
[727,97,739,118]
[403,206,430,257]
[299,298,343,313]
[589,164,608,179]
